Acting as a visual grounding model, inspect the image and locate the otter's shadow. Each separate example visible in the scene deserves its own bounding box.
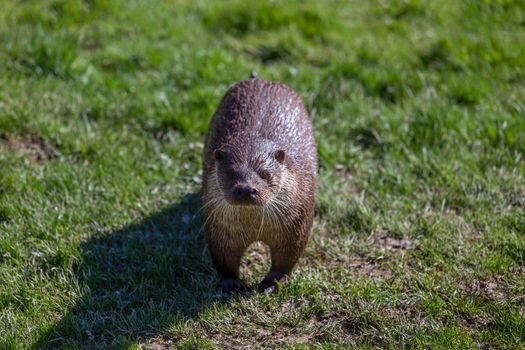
[35,193,220,349]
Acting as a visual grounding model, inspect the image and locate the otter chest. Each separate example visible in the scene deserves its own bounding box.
[215,206,283,240]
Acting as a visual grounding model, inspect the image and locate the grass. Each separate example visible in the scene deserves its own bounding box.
[0,0,524,348]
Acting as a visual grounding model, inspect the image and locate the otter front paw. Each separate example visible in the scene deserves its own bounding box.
[258,272,288,293]
[220,278,248,295]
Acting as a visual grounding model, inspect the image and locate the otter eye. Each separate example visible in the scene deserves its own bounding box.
[274,150,285,164]
[259,170,271,181]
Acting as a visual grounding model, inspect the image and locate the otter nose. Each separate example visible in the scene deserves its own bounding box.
[233,185,258,200]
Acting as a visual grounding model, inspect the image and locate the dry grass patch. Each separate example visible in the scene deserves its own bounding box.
[1,133,56,162]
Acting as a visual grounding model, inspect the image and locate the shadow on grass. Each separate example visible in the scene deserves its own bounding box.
[33,192,220,349]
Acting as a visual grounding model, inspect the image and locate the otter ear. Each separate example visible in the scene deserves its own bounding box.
[274,150,285,164]
[214,149,225,161]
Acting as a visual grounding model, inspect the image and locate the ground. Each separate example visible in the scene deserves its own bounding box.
[0,0,524,349]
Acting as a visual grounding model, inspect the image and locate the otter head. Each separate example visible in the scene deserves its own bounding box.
[213,145,286,206]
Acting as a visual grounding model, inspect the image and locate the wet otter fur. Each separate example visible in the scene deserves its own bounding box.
[202,75,317,293]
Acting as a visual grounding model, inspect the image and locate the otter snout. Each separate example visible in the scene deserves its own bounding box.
[229,184,259,205]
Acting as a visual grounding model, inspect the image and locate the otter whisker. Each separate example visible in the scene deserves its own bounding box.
[268,197,292,236]
[267,201,285,241]
[257,205,265,241]
[195,197,224,219]
[266,202,281,242]
[201,199,226,233]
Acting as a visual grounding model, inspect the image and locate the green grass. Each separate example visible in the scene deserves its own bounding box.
[1,0,524,348]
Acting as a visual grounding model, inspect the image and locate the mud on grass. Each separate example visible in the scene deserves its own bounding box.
[1,133,57,163]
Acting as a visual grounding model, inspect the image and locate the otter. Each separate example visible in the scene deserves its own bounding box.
[202,75,317,293]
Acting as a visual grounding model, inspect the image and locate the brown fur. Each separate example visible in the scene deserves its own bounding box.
[202,76,317,293]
